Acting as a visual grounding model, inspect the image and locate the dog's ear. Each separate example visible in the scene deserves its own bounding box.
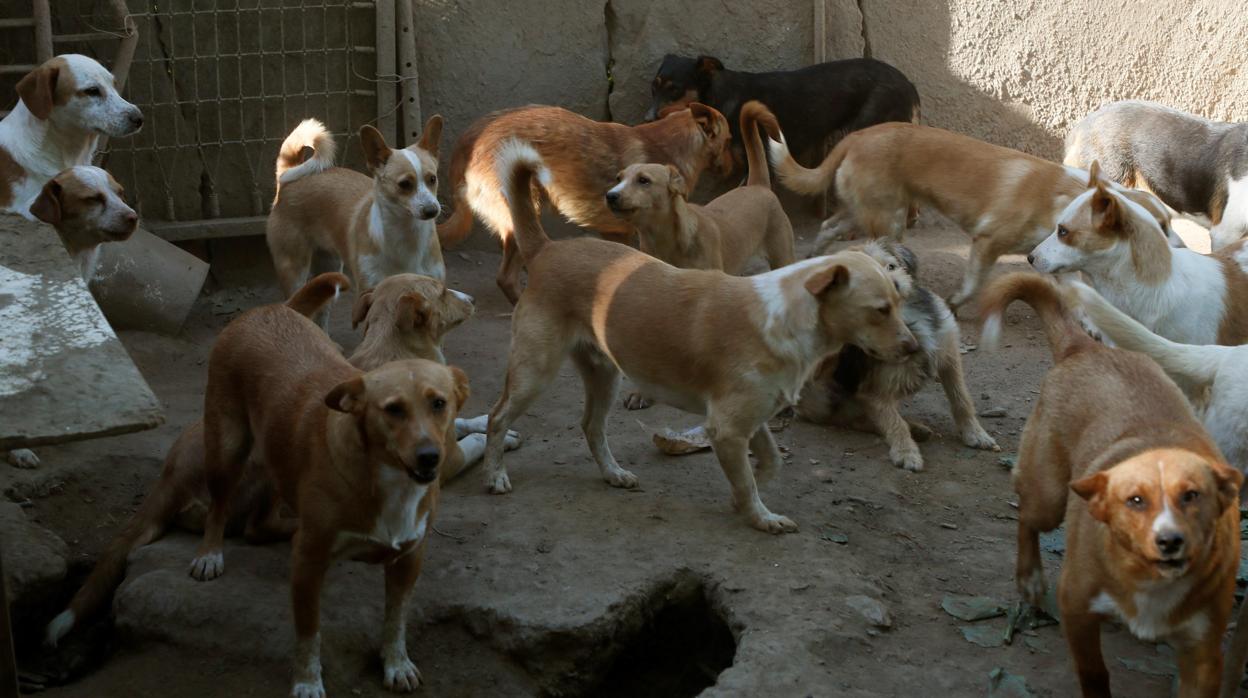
[1070,472,1110,522]
[416,114,443,158]
[694,55,723,93]
[805,264,850,296]
[325,376,367,413]
[1211,462,1244,515]
[688,103,723,140]
[895,244,919,277]
[359,125,391,172]
[1090,184,1122,235]
[397,292,430,329]
[17,62,59,121]
[29,178,64,225]
[665,165,688,197]
[448,364,471,411]
[1087,160,1102,187]
[350,289,375,330]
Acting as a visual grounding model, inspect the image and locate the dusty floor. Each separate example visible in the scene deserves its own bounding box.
[6,213,1220,697]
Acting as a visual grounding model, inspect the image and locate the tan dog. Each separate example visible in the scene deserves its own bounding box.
[798,240,998,470]
[28,165,138,280]
[266,115,446,300]
[980,272,1242,698]
[479,142,917,534]
[187,290,472,696]
[438,103,733,303]
[767,122,1094,309]
[606,100,794,273]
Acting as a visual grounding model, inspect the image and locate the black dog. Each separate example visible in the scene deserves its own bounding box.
[647,55,920,170]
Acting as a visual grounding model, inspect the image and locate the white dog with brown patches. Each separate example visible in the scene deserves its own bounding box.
[29,165,138,280]
[480,141,918,534]
[0,55,143,217]
[265,116,446,300]
[1030,163,1248,347]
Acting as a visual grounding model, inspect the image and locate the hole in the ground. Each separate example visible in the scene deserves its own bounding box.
[575,576,736,698]
[12,561,118,690]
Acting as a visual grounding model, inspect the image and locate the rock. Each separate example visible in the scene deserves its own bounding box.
[0,502,68,605]
[988,668,1037,697]
[979,407,1008,419]
[845,595,891,629]
[941,594,1006,622]
[960,624,1003,648]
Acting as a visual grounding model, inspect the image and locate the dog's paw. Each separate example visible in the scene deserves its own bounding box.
[455,414,490,437]
[7,449,40,468]
[961,425,1000,452]
[1017,567,1047,606]
[291,678,326,698]
[485,470,512,494]
[622,392,651,410]
[604,466,639,489]
[751,512,799,534]
[383,656,423,693]
[890,447,925,472]
[503,431,522,451]
[188,551,224,581]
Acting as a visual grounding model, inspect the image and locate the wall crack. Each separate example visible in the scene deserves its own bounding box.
[856,0,873,58]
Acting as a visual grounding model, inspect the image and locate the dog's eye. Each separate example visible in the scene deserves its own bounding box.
[83,86,102,98]
[1181,490,1200,504]
[877,306,890,316]
[887,263,897,270]
[383,401,406,417]
[1126,495,1146,509]
[425,174,436,187]
[1057,225,1069,239]
[430,397,447,412]
[87,193,106,205]
[398,179,414,191]
[638,176,650,186]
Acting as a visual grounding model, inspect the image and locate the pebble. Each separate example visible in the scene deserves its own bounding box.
[845,595,892,629]
[980,407,1008,418]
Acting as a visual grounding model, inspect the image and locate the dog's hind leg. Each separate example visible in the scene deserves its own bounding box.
[707,405,796,534]
[496,231,523,304]
[934,341,999,452]
[948,234,1002,311]
[570,346,636,488]
[1013,430,1066,605]
[748,424,784,485]
[189,398,252,581]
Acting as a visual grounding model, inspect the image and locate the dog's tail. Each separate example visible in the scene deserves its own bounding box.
[740,101,782,189]
[437,118,488,248]
[978,273,1092,360]
[1069,281,1221,385]
[45,425,204,647]
[497,139,552,264]
[767,125,850,198]
[285,272,351,317]
[275,119,336,190]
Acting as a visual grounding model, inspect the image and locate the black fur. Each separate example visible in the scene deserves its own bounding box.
[648,54,921,166]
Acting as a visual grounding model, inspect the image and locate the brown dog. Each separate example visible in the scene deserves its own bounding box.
[479,141,917,534]
[187,289,472,695]
[606,100,794,274]
[438,103,733,303]
[980,272,1242,698]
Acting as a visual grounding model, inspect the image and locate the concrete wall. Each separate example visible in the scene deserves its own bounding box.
[33,0,1248,223]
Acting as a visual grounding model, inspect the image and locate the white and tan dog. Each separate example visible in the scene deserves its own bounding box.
[0,55,143,217]
[480,141,917,534]
[266,116,446,299]
[29,165,138,280]
[1030,163,1248,347]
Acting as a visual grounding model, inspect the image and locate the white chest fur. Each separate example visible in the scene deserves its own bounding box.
[361,203,445,286]
[334,469,430,555]
[1088,577,1202,642]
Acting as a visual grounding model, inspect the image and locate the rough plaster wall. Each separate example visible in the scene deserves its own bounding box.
[866,0,1248,159]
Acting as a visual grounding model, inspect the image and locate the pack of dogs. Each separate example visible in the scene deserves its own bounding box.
[5,50,1248,697]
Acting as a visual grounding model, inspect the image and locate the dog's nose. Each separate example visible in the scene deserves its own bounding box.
[1155,531,1185,556]
[124,211,138,226]
[605,191,620,204]
[419,204,439,220]
[1026,254,1036,266]
[128,111,144,130]
[416,447,440,470]
[902,336,920,355]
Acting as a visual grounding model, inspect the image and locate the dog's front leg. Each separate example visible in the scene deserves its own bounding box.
[863,400,924,471]
[290,531,332,698]
[934,353,999,452]
[1174,631,1225,698]
[381,548,426,692]
[1062,611,1110,698]
[707,413,796,534]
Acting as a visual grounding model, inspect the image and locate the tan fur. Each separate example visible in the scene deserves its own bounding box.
[606,101,794,274]
[770,122,1088,309]
[438,104,733,303]
[479,152,918,534]
[15,56,75,121]
[980,272,1241,698]
[266,116,445,298]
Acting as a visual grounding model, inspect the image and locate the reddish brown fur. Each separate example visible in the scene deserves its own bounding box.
[1215,241,1248,345]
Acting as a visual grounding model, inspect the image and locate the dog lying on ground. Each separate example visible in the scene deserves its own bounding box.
[767,122,1094,310]
[1030,162,1248,346]
[1065,100,1248,251]
[981,272,1242,698]
[186,277,477,696]
[266,115,446,301]
[479,141,917,534]
[1069,280,1248,478]
[646,54,919,177]
[44,273,517,649]
[0,54,143,218]
[28,165,138,280]
[797,240,998,470]
[438,104,733,303]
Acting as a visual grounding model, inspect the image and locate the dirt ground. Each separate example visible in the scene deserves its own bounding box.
[7,212,1214,697]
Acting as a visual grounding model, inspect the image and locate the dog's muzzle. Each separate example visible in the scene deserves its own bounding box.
[406,446,440,483]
